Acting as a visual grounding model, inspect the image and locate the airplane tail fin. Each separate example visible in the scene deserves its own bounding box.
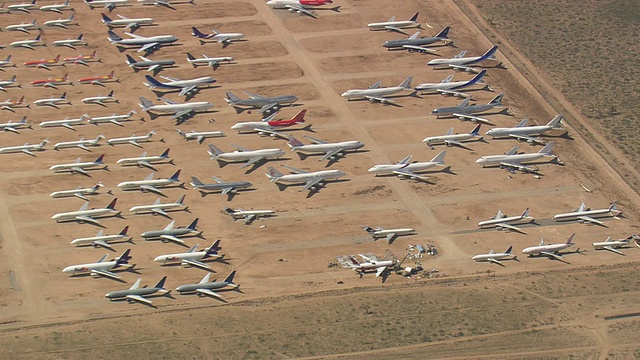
[207,144,224,158]
[430,150,446,165]
[143,75,165,89]
[191,27,208,39]
[119,226,129,236]
[566,233,576,245]
[115,249,132,266]
[435,26,450,39]
[223,270,236,284]
[101,13,113,24]
[107,30,122,42]
[138,96,154,111]
[94,154,105,164]
[537,141,554,155]
[266,166,283,180]
[362,226,375,233]
[609,202,618,212]
[187,218,199,230]
[186,52,196,61]
[224,91,241,104]
[77,34,83,40]
[107,90,114,97]
[398,75,413,89]
[169,169,181,181]
[287,135,304,149]
[521,208,530,218]
[467,70,487,86]
[291,109,306,123]
[470,124,482,135]
[176,194,186,205]
[160,148,170,158]
[488,93,503,105]
[480,45,499,61]
[546,114,564,129]
[409,12,419,22]
[190,176,203,186]
[34,34,42,42]
[54,55,61,62]
[154,276,167,289]
[125,54,136,65]
[223,207,236,215]
[505,246,513,254]
[106,198,117,210]
[205,240,222,256]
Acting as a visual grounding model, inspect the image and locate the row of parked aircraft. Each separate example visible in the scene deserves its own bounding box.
[0,0,73,14]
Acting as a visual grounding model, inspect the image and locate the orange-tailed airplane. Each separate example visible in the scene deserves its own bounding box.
[30,73,72,89]
[78,71,118,86]
[23,55,64,70]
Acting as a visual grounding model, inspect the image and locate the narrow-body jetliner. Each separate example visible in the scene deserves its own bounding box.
[107,131,158,147]
[117,169,182,195]
[0,116,31,134]
[522,234,575,261]
[51,198,120,225]
[126,54,175,73]
[106,276,169,305]
[116,148,172,170]
[191,27,244,47]
[472,246,516,266]
[553,202,622,226]
[423,124,483,147]
[266,0,339,18]
[368,13,421,34]
[431,93,505,119]
[101,13,154,31]
[50,182,104,201]
[341,76,414,104]
[230,109,307,138]
[478,208,534,232]
[63,249,132,280]
[223,208,275,224]
[139,96,213,121]
[144,75,216,97]
[88,110,137,126]
[348,254,396,277]
[129,195,188,216]
[186,53,233,70]
[208,144,285,168]
[415,70,487,97]
[49,154,108,175]
[0,139,48,156]
[154,240,223,270]
[175,271,239,300]
[71,226,131,249]
[362,226,416,243]
[368,151,446,181]
[592,235,638,255]
[177,129,225,144]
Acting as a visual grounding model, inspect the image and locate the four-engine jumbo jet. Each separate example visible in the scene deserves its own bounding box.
[415,70,487,97]
[223,208,275,224]
[116,148,172,170]
[478,208,534,233]
[368,151,447,181]
[287,135,364,163]
[144,75,217,97]
[522,234,576,261]
[117,169,183,195]
[225,91,299,114]
[472,246,517,266]
[81,90,119,106]
[422,124,483,148]
[266,0,339,18]
[382,27,452,51]
[592,235,638,256]
[266,165,345,192]
[175,271,239,300]
[428,45,500,73]
[141,218,201,245]
[230,109,308,138]
[107,131,159,147]
[485,114,565,144]
[10,34,46,50]
[0,139,47,156]
[362,226,416,243]
[208,144,285,168]
[30,74,72,89]
[106,276,170,305]
[0,116,31,134]
[71,226,131,249]
[476,142,556,173]
[154,240,223,270]
[191,27,245,47]
[190,176,253,197]
[51,198,120,224]
[33,92,72,108]
[553,202,622,226]
[129,195,188,216]
[431,93,505,120]
[348,254,396,277]
[139,96,213,122]
[186,53,233,70]
[50,182,104,201]
[126,54,175,73]
[39,0,73,14]
[101,13,155,31]
[63,249,132,280]
[368,12,422,34]
[341,76,414,105]
[107,30,178,53]
[177,129,225,144]
[49,154,108,175]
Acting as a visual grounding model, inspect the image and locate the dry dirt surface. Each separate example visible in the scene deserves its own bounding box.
[0,0,639,359]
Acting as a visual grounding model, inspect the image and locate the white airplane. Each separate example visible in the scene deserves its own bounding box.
[266,165,345,192]
[186,53,233,70]
[0,55,16,69]
[8,0,38,13]
[553,202,622,226]
[522,234,576,261]
[105,276,169,305]
[129,195,187,216]
[266,0,339,18]
[40,0,73,14]
[141,218,201,245]
[175,271,239,300]
[191,27,244,47]
[475,142,556,173]
[362,226,416,243]
[81,90,119,106]
[71,226,131,249]
[0,96,29,112]
[154,240,223,270]
[50,182,105,201]
[368,151,447,181]
[423,124,483,148]
[415,70,487,97]
[230,109,309,139]
[485,115,564,144]
[0,139,48,156]
[54,134,105,151]
[0,116,31,134]
[107,131,159,148]
[116,148,172,170]
[62,51,101,66]
[348,254,396,277]
[107,30,177,53]
[39,114,89,130]
[5,19,41,33]
[478,208,534,233]
[53,34,87,49]
[117,169,183,195]
[50,154,108,175]
[428,46,500,73]
[208,144,285,168]
[144,75,217,97]
[88,110,137,126]
[62,249,132,280]
[34,92,71,108]
[223,208,275,224]
[9,34,45,50]
[367,12,423,34]
[138,0,191,9]
[341,76,414,104]
[51,198,120,224]
[177,129,224,144]
[139,96,213,121]
[101,13,154,31]
[44,14,77,29]
[287,135,364,163]
[85,0,129,11]
[190,176,253,197]
[592,235,638,256]
[472,246,517,266]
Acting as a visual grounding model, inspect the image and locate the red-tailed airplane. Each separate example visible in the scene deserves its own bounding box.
[63,51,101,66]
[30,73,72,89]
[266,0,339,18]
[78,71,118,86]
[230,109,310,138]
[23,55,64,70]
[0,96,29,111]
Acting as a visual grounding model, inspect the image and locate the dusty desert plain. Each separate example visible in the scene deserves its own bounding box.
[0,0,639,359]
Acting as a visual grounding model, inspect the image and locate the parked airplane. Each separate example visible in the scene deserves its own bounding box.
[223,208,275,224]
[107,30,177,53]
[175,271,239,300]
[382,27,452,50]
[8,1,38,13]
[62,249,132,280]
[101,13,154,31]
[348,254,396,277]
[415,70,487,97]
[287,135,364,163]
[362,226,416,243]
[51,198,120,224]
[266,165,345,192]
[225,91,298,114]
[40,0,73,14]
[522,234,576,261]
[368,12,422,34]
[107,131,159,147]
[423,124,483,148]
[50,182,105,201]
[53,34,87,49]
[88,110,137,126]
[139,97,213,121]
[553,202,622,226]
[63,51,101,66]
[208,144,285,168]
[85,0,129,11]
[485,115,565,144]
[0,4,8,13]
[341,76,414,104]
[0,139,47,156]
[106,276,169,305]
[478,208,534,233]
[431,93,505,119]
[50,154,108,175]
[266,0,339,18]
[472,246,517,266]
[129,195,187,216]
[126,54,175,73]
[116,148,172,170]
[476,142,556,172]
[71,226,131,249]
[44,14,77,29]
[141,218,200,245]
[230,109,308,138]
[33,92,71,108]
[144,75,217,97]
[177,129,224,144]
[30,74,72,89]
[592,235,638,256]
[0,96,29,112]
[117,169,182,195]
[0,116,31,134]
[137,0,192,9]
[23,55,64,70]
[5,19,40,33]
[78,71,117,86]
[428,45,500,73]
[9,34,46,50]
[154,240,223,270]
[54,134,105,151]
[190,176,252,196]
[186,53,233,70]
[191,27,244,47]
[0,55,16,69]
[81,90,118,106]
[368,151,447,181]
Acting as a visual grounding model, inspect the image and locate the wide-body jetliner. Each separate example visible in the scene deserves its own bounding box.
[382,27,451,50]
[522,234,575,261]
[175,271,239,300]
[266,0,339,18]
[51,198,120,224]
[485,115,564,144]
[107,30,177,53]
[71,226,131,249]
[341,76,414,104]
[472,246,516,266]
[287,135,364,163]
[476,142,556,173]
[362,226,416,243]
[553,202,622,226]
[106,276,169,305]
[154,240,222,270]
[117,169,182,195]
[266,165,345,192]
[141,218,201,245]
[208,144,285,168]
[190,176,252,196]
[431,93,505,119]
[144,75,216,97]
[368,151,446,181]
[63,249,132,280]
[139,96,213,121]
[225,91,298,114]
[478,208,534,233]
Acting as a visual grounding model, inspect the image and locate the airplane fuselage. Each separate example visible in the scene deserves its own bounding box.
[383,37,445,49]
[0,143,45,154]
[368,162,438,175]
[475,153,550,166]
[553,209,621,222]
[368,20,418,30]
[62,261,119,275]
[50,161,104,172]
[107,134,153,144]
[273,170,345,183]
[522,243,572,256]
[471,252,515,262]
[106,287,165,300]
[141,228,197,239]
[52,208,120,222]
[291,141,364,154]
[368,228,415,238]
[145,102,213,113]
[154,251,219,264]
[192,181,252,191]
[341,87,405,100]
[89,112,136,124]
[39,119,83,128]
[50,187,100,198]
[117,178,175,190]
[104,17,154,27]
[114,35,177,46]
[71,234,129,246]
[478,215,533,228]
[215,149,285,162]
[423,133,480,145]
[486,125,555,138]
[117,155,166,165]
[129,203,184,213]
[175,281,233,294]
[431,103,497,116]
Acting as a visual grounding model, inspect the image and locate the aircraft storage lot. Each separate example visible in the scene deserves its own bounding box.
[0,0,639,358]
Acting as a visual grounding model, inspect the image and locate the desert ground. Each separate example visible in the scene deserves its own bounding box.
[0,0,639,359]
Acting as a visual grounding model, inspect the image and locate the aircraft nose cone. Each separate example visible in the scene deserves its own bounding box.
[62,267,72,273]
[340,92,349,97]
[475,158,483,164]
[153,256,162,262]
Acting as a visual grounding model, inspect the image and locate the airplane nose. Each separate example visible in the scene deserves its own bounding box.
[340,92,349,97]
[153,256,162,262]
[475,158,483,163]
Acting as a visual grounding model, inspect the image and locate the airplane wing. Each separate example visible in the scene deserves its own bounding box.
[284,4,317,18]
[140,185,165,195]
[403,44,441,55]
[539,251,564,261]
[499,162,538,174]
[160,234,185,244]
[602,246,624,255]
[577,216,605,226]
[178,85,196,97]
[452,113,493,125]
[125,32,146,39]
[385,233,398,243]
[319,149,343,162]
[437,89,470,98]
[392,169,429,181]
[241,156,265,168]
[77,144,90,151]
[487,258,505,266]
[21,149,35,156]
[196,288,222,299]
[73,193,90,201]
[243,92,263,99]
[71,166,89,176]
[151,208,169,217]
[303,177,323,190]
[495,223,524,232]
[509,134,546,145]
[75,215,101,225]
[364,95,396,105]
[136,160,156,171]
[93,240,114,250]
[449,64,482,74]
[259,103,279,114]
[162,98,178,105]
[182,258,211,270]
[91,268,121,279]
[220,186,234,195]
[138,42,160,53]
[148,64,161,72]
[375,266,388,277]
[128,140,142,147]
[160,75,181,82]
[172,109,195,120]
[255,128,288,139]
[125,294,153,305]
[443,139,464,147]
[282,164,307,174]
